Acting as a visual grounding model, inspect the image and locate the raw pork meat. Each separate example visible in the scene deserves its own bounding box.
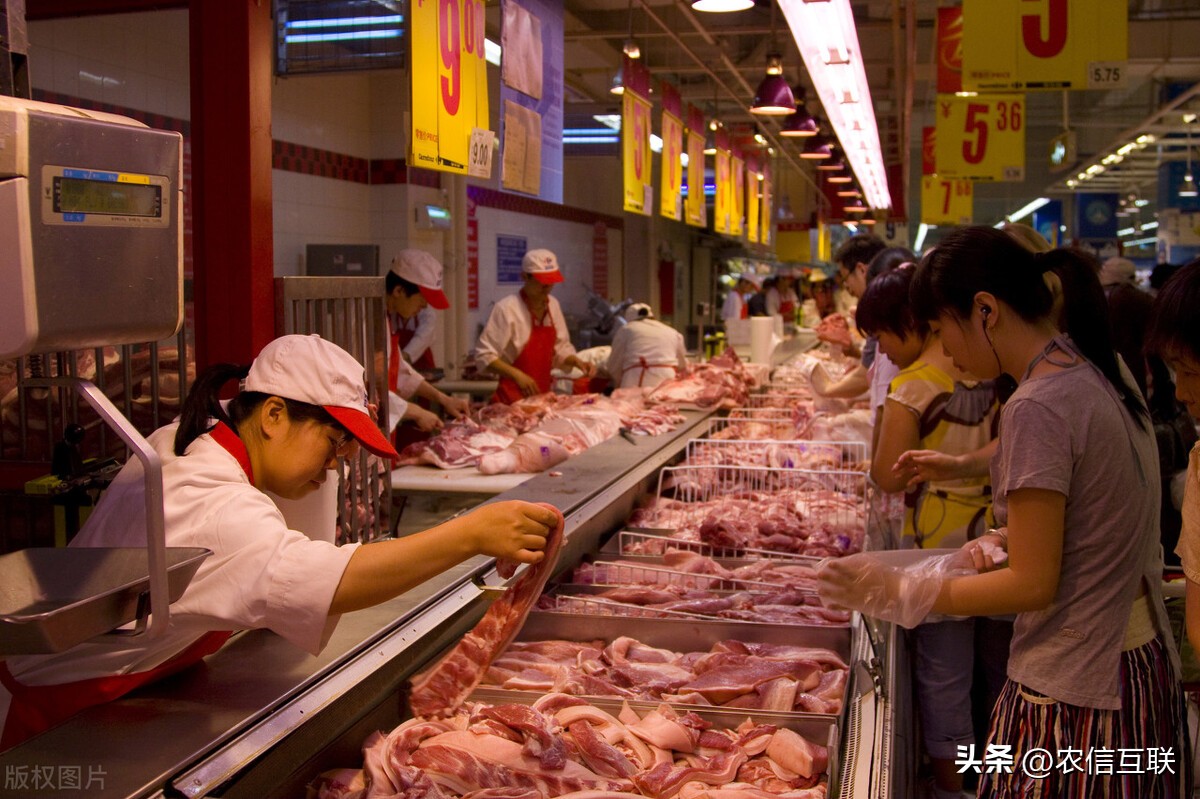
[409,504,565,717]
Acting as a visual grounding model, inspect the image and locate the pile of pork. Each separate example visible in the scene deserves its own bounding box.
[645,350,759,410]
[397,391,685,474]
[481,637,848,715]
[309,695,831,799]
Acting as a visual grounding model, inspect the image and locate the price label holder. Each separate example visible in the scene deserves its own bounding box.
[467,128,495,179]
[1087,61,1128,90]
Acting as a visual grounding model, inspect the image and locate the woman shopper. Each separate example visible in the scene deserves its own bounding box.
[819,226,1190,798]
[0,335,556,750]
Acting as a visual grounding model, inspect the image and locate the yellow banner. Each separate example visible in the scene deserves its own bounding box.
[731,154,744,237]
[962,0,1127,91]
[660,110,683,221]
[920,176,973,226]
[714,149,731,234]
[760,168,771,245]
[410,0,489,174]
[685,130,706,228]
[747,162,760,244]
[623,90,652,215]
[935,93,1025,182]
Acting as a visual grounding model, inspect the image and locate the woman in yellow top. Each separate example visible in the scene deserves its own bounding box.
[855,264,1005,799]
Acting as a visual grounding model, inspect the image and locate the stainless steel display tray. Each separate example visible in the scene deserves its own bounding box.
[0,546,211,654]
[474,612,850,722]
[464,690,840,797]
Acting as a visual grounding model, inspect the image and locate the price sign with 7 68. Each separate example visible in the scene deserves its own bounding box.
[935,93,1026,182]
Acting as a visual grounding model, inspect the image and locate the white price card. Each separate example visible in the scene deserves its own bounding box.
[1087,61,1127,90]
[468,128,496,179]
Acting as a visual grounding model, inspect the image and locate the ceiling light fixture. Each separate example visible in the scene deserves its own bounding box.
[1006,197,1050,223]
[780,88,819,137]
[781,0,890,209]
[691,0,754,14]
[609,68,624,95]
[751,5,794,116]
[1182,114,1198,199]
[817,152,845,171]
[800,134,833,160]
[621,0,640,59]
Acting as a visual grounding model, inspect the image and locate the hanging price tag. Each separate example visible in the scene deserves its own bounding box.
[921,176,973,225]
[935,93,1026,182]
[1086,61,1127,89]
[467,128,495,178]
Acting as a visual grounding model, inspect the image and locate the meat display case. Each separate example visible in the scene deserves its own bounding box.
[0,406,915,799]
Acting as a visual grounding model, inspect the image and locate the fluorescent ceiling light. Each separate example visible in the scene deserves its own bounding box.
[286,15,403,29]
[1125,237,1157,247]
[1006,197,1050,223]
[781,0,890,210]
[915,223,931,252]
[593,114,622,131]
[485,38,501,66]
[691,0,755,12]
[285,29,399,43]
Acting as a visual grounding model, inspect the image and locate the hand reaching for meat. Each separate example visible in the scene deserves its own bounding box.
[466,500,557,568]
[407,405,444,433]
[514,370,541,397]
[817,551,969,629]
[815,314,853,349]
[441,394,471,419]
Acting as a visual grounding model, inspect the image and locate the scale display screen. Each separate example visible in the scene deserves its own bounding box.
[53,176,162,217]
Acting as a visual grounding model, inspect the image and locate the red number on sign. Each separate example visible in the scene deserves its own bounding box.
[962,103,989,164]
[463,0,484,56]
[1021,0,1068,59]
[941,181,953,214]
[439,0,461,116]
[1011,101,1023,131]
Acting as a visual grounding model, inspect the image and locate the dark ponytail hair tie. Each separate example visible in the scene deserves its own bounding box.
[1032,250,1054,273]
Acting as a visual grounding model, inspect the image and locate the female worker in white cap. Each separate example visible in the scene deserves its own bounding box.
[476,248,593,404]
[385,250,469,442]
[0,335,556,750]
[605,303,689,389]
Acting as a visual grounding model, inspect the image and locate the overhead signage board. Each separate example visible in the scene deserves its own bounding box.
[962,0,1128,91]
[659,81,684,222]
[921,176,973,226]
[935,93,1026,182]
[621,57,652,216]
[936,6,963,95]
[714,127,731,235]
[684,105,706,228]
[410,0,490,174]
[746,154,760,244]
[731,151,745,237]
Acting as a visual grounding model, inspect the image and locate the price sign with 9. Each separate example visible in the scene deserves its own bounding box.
[935,93,1026,182]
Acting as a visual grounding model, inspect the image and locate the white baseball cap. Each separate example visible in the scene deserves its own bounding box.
[521,249,565,284]
[624,303,653,322]
[244,334,398,459]
[390,249,449,309]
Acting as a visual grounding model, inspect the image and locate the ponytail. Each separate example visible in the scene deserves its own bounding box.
[174,363,250,455]
[912,226,1148,429]
[1039,248,1149,429]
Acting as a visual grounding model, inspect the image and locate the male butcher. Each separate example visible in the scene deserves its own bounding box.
[476,249,593,404]
[605,303,689,389]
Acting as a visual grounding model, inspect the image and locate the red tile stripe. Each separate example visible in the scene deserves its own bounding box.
[273,140,370,183]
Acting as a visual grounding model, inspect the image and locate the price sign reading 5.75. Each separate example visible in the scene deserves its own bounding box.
[935,93,1026,182]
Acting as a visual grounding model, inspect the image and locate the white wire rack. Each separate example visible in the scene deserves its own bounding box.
[742,392,810,409]
[705,415,798,440]
[683,438,868,471]
[539,593,725,620]
[617,529,819,560]
[656,464,866,504]
[577,559,801,592]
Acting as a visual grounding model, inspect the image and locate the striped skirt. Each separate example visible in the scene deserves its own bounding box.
[977,637,1192,798]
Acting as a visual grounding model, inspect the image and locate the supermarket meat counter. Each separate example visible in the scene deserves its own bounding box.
[0,406,916,799]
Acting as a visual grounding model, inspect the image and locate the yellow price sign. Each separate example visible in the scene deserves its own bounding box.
[714,149,731,234]
[962,0,1127,91]
[659,110,683,221]
[747,161,760,245]
[921,176,973,226]
[935,94,1026,182]
[410,0,489,174]
[623,90,652,215]
[731,154,744,237]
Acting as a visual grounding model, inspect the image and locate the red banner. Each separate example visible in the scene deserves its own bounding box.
[922,126,937,176]
[593,221,609,297]
[936,6,963,95]
[467,195,479,309]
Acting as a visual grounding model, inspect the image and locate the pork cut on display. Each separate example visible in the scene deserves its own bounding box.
[409,503,565,718]
[310,694,830,799]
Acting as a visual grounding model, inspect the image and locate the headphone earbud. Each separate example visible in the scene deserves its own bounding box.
[981,305,992,317]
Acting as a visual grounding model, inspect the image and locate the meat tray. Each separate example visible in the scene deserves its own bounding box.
[0,546,211,654]
[463,691,842,798]
[471,612,850,729]
[599,530,822,566]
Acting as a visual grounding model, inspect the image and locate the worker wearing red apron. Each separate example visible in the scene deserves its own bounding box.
[605,303,689,389]
[0,335,555,751]
[768,272,800,322]
[475,249,594,404]
[385,250,467,449]
[720,275,755,322]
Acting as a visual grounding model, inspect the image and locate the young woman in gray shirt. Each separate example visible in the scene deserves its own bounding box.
[821,226,1190,798]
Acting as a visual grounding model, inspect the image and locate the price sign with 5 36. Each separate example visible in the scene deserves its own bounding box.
[935,93,1026,182]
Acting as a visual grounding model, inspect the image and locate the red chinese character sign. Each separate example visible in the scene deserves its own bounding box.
[410,0,490,173]
[936,6,963,95]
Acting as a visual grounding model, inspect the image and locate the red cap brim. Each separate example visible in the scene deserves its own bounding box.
[325,406,399,460]
[532,270,564,285]
[419,285,450,310]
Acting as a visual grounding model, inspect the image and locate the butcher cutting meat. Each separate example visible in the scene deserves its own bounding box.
[0,335,556,752]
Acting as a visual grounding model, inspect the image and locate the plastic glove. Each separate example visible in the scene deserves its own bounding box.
[817,551,973,629]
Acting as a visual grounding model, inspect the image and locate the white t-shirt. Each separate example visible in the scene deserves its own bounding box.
[0,423,358,720]
[606,318,689,389]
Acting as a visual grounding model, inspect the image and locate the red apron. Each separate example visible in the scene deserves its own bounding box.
[740,297,749,320]
[633,357,681,388]
[0,423,248,750]
[778,299,796,318]
[388,314,435,390]
[493,298,557,405]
